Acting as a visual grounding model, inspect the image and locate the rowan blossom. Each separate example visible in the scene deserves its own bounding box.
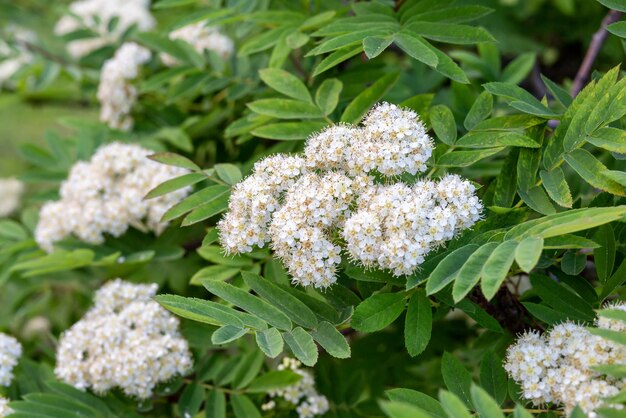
[0,333,21,388]
[162,22,233,66]
[55,279,193,399]
[54,0,154,58]
[261,357,329,418]
[505,315,626,417]
[0,178,24,217]
[35,142,190,252]
[0,397,11,417]
[97,42,151,130]
[218,103,482,288]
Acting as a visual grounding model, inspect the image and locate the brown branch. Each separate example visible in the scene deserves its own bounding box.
[570,9,623,96]
[468,286,540,335]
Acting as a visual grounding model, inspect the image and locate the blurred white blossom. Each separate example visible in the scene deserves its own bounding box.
[505,305,626,417]
[261,357,329,418]
[55,279,193,399]
[0,397,11,417]
[0,26,36,86]
[218,103,482,288]
[161,22,233,66]
[54,0,154,58]
[35,142,190,252]
[0,178,24,217]
[97,42,151,130]
[0,333,21,388]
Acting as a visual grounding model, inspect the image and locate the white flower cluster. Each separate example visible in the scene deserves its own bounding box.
[0,397,11,417]
[218,103,482,288]
[55,279,193,399]
[505,303,626,417]
[35,142,190,252]
[0,178,24,217]
[0,26,35,86]
[161,22,234,66]
[262,357,329,418]
[0,333,21,388]
[97,42,151,130]
[54,0,154,58]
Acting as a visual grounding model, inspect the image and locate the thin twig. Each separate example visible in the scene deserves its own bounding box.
[16,39,73,66]
[570,9,622,96]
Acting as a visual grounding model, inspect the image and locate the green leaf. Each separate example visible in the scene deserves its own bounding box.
[501,53,535,84]
[594,224,616,282]
[437,148,503,167]
[514,236,543,273]
[586,127,626,154]
[202,281,293,330]
[479,352,508,405]
[543,235,599,249]
[154,295,244,327]
[404,290,433,357]
[363,35,394,58]
[246,370,302,393]
[452,242,499,302]
[608,21,626,37]
[441,352,473,408]
[214,164,242,185]
[564,148,625,196]
[0,220,28,241]
[211,325,248,344]
[239,26,293,56]
[144,172,206,200]
[407,22,495,44]
[456,131,540,148]
[251,121,327,140]
[541,74,572,107]
[181,193,230,226]
[283,327,318,366]
[540,168,573,208]
[529,274,595,321]
[426,244,480,295]
[242,272,318,329]
[259,68,312,103]
[464,92,493,131]
[597,0,626,13]
[493,148,518,207]
[470,384,504,418]
[483,82,556,117]
[481,240,519,300]
[312,45,362,76]
[386,389,446,418]
[247,99,323,119]
[255,328,284,358]
[352,293,407,332]
[231,395,261,418]
[149,152,200,171]
[340,72,400,124]
[518,186,556,215]
[315,79,343,115]
[205,389,226,418]
[311,321,351,359]
[233,350,265,390]
[379,401,432,418]
[430,105,457,145]
[394,31,439,67]
[517,147,541,192]
[589,327,626,346]
[190,265,241,285]
[439,390,473,418]
[162,185,229,222]
[197,246,252,267]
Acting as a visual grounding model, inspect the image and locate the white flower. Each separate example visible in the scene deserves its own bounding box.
[0,333,21,388]
[505,320,626,416]
[54,279,193,399]
[35,142,190,252]
[0,396,12,417]
[54,0,154,58]
[97,42,151,130]
[162,22,233,66]
[0,178,24,217]
[219,103,481,288]
[269,357,329,418]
